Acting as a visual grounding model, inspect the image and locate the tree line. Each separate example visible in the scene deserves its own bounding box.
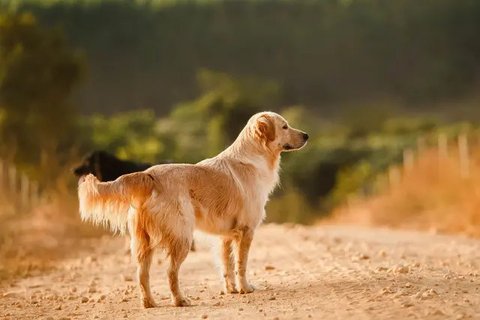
[10,0,480,115]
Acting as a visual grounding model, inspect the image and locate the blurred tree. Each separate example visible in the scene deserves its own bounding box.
[161,70,279,161]
[0,12,84,178]
[80,71,279,164]
[82,110,168,163]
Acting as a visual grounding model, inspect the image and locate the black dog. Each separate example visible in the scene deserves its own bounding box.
[73,150,153,182]
[73,150,196,252]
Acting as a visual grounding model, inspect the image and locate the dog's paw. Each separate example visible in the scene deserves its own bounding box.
[173,296,191,307]
[142,298,157,308]
[239,283,255,294]
[220,286,239,295]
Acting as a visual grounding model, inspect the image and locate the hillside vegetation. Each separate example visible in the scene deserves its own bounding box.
[5,0,480,115]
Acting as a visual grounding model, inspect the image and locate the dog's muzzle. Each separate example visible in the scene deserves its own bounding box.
[73,166,89,177]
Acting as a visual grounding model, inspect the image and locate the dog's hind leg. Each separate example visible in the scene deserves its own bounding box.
[235,227,255,294]
[167,238,191,307]
[137,243,155,308]
[220,238,238,294]
[129,215,157,308]
[124,235,131,255]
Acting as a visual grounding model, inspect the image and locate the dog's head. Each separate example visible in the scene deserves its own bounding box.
[251,111,308,153]
[73,150,110,178]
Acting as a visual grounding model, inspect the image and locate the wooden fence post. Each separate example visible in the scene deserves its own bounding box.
[458,134,470,179]
[403,149,415,173]
[438,133,448,160]
[388,166,401,189]
[417,137,426,157]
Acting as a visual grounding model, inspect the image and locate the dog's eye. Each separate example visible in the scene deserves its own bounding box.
[282,125,288,130]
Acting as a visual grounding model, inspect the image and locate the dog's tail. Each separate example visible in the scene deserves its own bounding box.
[78,172,155,234]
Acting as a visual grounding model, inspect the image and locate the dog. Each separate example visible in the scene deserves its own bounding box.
[77,111,308,308]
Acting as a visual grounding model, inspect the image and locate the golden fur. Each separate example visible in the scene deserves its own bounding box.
[78,111,308,307]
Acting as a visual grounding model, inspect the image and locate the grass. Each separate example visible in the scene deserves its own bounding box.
[329,143,480,237]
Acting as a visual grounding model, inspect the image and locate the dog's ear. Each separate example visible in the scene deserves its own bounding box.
[255,114,276,142]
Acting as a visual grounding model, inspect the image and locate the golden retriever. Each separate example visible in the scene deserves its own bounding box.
[78,111,308,308]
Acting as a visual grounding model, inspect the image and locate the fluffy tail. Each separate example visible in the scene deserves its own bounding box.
[78,172,155,234]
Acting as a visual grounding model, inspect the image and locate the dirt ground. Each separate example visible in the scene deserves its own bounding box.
[1,224,479,320]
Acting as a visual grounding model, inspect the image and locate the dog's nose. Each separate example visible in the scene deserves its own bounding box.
[303,133,309,141]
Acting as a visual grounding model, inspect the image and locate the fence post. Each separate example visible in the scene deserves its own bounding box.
[388,166,401,190]
[438,133,448,160]
[458,134,470,179]
[417,136,426,156]
[403,149,415,173]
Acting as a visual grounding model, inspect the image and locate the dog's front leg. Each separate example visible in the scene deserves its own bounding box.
[235,227,255,294]
[220,238,238,294]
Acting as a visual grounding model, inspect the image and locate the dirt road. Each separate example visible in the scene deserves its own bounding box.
[1,224,479,320]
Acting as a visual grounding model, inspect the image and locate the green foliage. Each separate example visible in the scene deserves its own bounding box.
[278,111,443,212]
[0,12,84,177]
[80,70,279,163]
[81,110,167,163]
[156,70,279,162]
[329,161,373,207]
